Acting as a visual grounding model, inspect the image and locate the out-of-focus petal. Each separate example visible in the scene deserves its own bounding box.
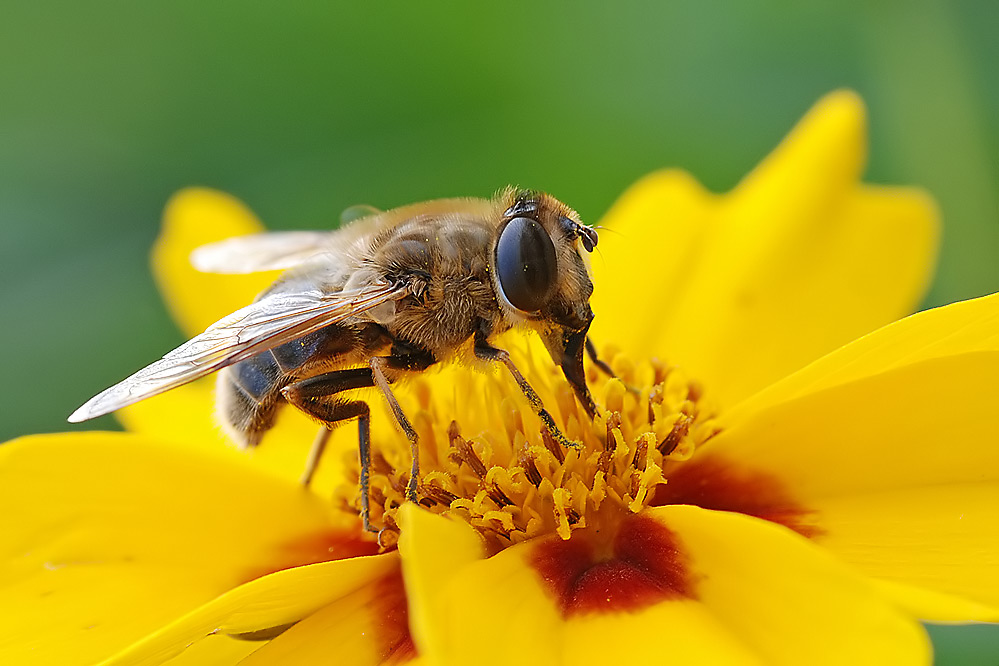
[102,554,399,666]
[727,291,999,421]
[727,89,866,224]
[152,188,278,338]
[240,563,416,666]
[0,432,349,666]
[116,380,349,496]
[395,504,485,660]
[712,297,999,497]
[660,184,937,408]
[116,379,223,450]
[592,91,938,409]
[589,169,714,355]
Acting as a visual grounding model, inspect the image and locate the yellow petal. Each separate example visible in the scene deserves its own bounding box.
[103,555,399,666]
[102,553,398,666]
[0,432,353,666]
[403,525,563,666]
[811,484,999,621]
[729,290,999,422]
[398,504,485,654]
[397,503,927,665]
[395,504,485,660]
[589,168,715,355]
[239,563,416,666]
[146,636,261,665]
[639,506,930,665]
[728,89,867,226]
[662,184,937,408]
[871,579,999,624]
[116,380,349,496]
[152,188,278,338]
[693,294,999,618]
[712,312,999,499]
[117,379,226,451]
[134,188,356,489]
[592,91,938,409]
[563,603,760,665]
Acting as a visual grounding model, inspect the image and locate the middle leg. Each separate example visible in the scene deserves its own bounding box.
[281,389,376,531]
[369,340,438,503]
[283,367,383,530]
[282,366,375,487]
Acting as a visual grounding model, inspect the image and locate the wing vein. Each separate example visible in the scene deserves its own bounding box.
[68,281,408,422]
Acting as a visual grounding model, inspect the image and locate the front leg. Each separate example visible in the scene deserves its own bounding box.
[586,335,640,396]
[473,334,581,451]
[585,336,616,378]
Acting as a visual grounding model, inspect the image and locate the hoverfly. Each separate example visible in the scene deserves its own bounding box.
[70,188,606,530]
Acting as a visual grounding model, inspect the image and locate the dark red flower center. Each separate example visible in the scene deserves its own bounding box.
[530,513,695,617]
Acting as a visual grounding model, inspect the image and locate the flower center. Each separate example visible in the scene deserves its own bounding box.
[333,340,721,551]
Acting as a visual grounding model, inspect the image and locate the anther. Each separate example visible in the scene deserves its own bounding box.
[632,437,648,469]
[372,451,394,475]
[597,449,615,475]
[648,387,662,426]
[541,426,566,464]
[488,484,515,507]
[450,429,489,479]
[605,412,622,451]
[520,451,543,487]
[341,346,720,547]
[420,483,459,507]
[659,413,693,456]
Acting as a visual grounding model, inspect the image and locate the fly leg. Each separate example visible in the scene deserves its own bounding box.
[282,343,435,534]
[301,427,332,487]
[369,342,436,505]
[473,335,581,451]
[585,336,616,377]
[282,368,378,528]
[585,335,640,395]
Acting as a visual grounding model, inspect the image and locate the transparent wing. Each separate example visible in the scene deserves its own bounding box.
[190,231,336,274]
[68,281,407,422]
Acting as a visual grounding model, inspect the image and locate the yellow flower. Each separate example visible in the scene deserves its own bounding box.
[3,90,994,666]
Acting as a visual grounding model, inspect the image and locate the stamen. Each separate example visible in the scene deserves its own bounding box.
[260,343,820,618]
[332,341,722,550]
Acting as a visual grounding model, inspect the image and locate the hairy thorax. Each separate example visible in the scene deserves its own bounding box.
[372,216,499,356]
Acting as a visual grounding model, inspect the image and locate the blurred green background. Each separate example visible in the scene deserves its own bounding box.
[1,1,997,662]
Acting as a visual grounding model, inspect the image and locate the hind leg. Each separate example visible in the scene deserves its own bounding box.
[282,393,375,532]
[282,343,435,532]
[282,367,374,487]
[282,369,379,530]
[300,427,332,487]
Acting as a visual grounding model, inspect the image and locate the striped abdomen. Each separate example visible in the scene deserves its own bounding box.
[216,323,383,447]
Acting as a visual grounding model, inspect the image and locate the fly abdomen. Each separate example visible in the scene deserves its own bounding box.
[232,351,282,401]
[216,348,285,448]
[270,329,338,373]
[216,324,383,448]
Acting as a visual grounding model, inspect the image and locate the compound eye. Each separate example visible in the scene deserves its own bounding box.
[496,216,558,312]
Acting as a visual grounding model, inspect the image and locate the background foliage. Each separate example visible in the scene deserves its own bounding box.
[1,2,997,662]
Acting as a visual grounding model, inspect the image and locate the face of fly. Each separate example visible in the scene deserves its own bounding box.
[490,189,599,418]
